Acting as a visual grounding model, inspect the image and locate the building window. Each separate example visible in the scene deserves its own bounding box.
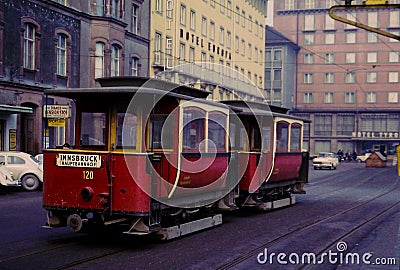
[95,0,105,16]
[23,23,36,70]
[389,11,400,27]
[180,4,186,25]
[241,39,245,56]
[303,93,313,103]
[202,17,207,36]
[305,0,315,9]
[346,12,357,29]
[304,14,315,31]
[304,53,314,64]
[248,15,252,31]
[248,44,252,59]
[220,27,225,45]
[345,71,356,83]
[366,92,377,103]
[367,52,377,63]
[56,33,67,76]
[220,0,225,13]
[235,6,240,23]
[210,21,215,40]
[325,53,334,64]
[284,0,295,10]
[304,33,314,45]
[389,52,399,63]
[345,92,355,103]
[95,42,105,78]
[227,0,232,18]
[241,10,246,28]
[304,73,313,84]
[314,114,332,136]
[155,0,162,13]
[132,4,139,34]
[324,92,334,104]
[111,0,120,19]
[366,72,377,83]
[154,32,162,65]
[346,31,356,44]
[111,45,121,76]
[226,31,231,49]
[190,9,196,30]
[325,32,335,44]
[389,31,400,42]
[346,52,356,63]
[131,57,139,76]
[179,42,185,64]
[324,73,334,84]
[388,92,398,103]
[388,71,399,83]
[367,12,378,28]
[367,32,378,43]
[337,115,355,136]
[325,14,335,30]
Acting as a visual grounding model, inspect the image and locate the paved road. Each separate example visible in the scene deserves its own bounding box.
[0,163,398,269]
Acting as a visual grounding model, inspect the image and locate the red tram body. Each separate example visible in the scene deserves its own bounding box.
[42,77,309,239]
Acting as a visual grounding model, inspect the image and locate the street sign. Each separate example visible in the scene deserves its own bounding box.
[48,118,66,127]
[43,105,70,118]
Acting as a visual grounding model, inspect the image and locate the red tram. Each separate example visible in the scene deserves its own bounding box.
[42,77,309,239]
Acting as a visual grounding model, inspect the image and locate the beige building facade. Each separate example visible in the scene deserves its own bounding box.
[150,0,268,101]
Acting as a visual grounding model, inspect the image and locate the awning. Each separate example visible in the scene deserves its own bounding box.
[0,104,33,113]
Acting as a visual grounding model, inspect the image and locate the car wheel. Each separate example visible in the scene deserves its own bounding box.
[21,174,40,191]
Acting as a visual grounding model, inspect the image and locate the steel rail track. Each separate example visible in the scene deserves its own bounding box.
[215,175,400,269]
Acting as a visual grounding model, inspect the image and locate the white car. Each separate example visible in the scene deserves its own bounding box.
[313,152,339,170]
[0,152,43,191]
[356,153,371,163]
[0,164,17,187]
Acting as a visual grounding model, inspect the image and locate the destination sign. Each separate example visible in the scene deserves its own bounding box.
[56,154,102,168]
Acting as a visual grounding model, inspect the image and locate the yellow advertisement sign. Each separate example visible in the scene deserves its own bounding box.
[48,119,66,127]
[9,129,16,151]
[363,0,388,4]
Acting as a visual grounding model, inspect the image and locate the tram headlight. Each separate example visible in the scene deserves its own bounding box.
[81,187,94,201]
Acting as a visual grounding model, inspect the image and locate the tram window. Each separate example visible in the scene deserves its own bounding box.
[251,126,261,150]
[183,108,205,151]
[208,112,226,151]
[80,112,106,147]
[262,127,271,151]
[229,123,236,150]
[276,121,289,152]
[116,112,137,149]
[290,124,302,151]
[149,115,174,149]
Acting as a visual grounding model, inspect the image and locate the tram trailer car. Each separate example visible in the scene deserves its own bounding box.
[43,77,309,240]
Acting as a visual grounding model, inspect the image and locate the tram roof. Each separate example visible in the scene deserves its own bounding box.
[44,76,210,100]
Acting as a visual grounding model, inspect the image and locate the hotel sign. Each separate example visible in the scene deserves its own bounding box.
[352,132,399,139]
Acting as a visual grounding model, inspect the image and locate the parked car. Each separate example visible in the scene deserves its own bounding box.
[0,164,18,187]
[356,153,371,163]
[313,152,339,170]
[35,153,43,164]
[0,152,43,191]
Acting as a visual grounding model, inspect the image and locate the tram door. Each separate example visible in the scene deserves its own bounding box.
[21,113,36,154]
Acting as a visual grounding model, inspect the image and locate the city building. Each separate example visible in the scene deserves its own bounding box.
[149,0,268,101]
[265,25,300,109]
[0,0,150,153]
[273,0,400,156]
